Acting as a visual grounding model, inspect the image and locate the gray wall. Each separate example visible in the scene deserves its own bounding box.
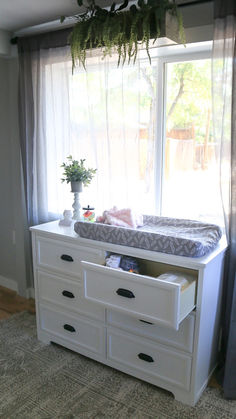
[0,58,16,281]
[181,1,214,43]
[0,56,29,296]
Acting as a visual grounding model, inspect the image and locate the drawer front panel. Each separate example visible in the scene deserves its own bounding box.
[37,237,103,277]
[37,270,105,321]
[40,306,105,355]
[107,329,192,390]
[107,310,195,353]
[82,261,196,330]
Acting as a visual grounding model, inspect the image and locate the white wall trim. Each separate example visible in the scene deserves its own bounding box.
[13,2,133,37]
[0,275,18,293]
[0,275,35,299]
[14,18,73,37]
[26,287,35,299]
[0,29,11,56]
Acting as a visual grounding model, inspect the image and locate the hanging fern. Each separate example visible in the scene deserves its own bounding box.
[62,0,185,70]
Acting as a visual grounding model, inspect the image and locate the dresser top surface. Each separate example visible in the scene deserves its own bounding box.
[30,220,227,269]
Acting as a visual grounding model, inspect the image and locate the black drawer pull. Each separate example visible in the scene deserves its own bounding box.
[116,288,135,299]
[139,319,154,325]
[63,324,76,333]
[138,353,154,363]
[62,290,75,299]
[61,254,74,262]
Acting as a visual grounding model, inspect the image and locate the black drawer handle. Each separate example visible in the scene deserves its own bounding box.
[139,320,154,325]
[63,324,76,333]
[116,288,135,299]
[61,254,74,262]
[62,290,75,299]
[138,353,154,363]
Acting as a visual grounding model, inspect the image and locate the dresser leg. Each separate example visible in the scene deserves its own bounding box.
[37,330,51,345]
[173,389,197,407]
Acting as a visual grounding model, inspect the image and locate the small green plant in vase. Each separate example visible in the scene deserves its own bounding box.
[61,155,97,192]
[61,155,97,220]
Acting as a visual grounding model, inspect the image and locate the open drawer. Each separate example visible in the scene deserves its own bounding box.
[82,260,197,330]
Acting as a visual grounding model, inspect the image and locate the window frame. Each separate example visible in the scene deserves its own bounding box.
[44,41,215,219]
[150,42,213,216]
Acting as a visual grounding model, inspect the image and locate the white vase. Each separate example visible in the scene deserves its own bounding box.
[71,182,83,220]
[71,181,83,193]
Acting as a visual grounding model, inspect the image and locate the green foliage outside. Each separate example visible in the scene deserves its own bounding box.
[69,59,212,147]
[166,60,212,144]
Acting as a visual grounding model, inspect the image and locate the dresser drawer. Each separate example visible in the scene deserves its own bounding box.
[107,310,195,353]
[36,237,103,277]
[107,329,192,390]
[37,270,105,321]
[82,261,196,330]
[40,306,105,355]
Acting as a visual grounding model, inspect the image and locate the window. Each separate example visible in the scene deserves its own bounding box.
[162,58,222,225]
[44,43,223,225]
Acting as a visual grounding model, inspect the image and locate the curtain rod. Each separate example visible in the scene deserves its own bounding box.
[178,0,212,7]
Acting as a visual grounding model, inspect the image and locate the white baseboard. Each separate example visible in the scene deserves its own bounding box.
[26,287,35,299]
[0,275,18,293]
[0,275,35,300]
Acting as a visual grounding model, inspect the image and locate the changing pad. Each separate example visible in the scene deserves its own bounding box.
[74,215,222,258]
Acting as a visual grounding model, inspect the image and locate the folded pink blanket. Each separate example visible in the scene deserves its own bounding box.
[97,207,143,229]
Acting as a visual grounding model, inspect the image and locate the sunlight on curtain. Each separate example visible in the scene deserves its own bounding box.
[212,15,235,238]
[43,48,157,217]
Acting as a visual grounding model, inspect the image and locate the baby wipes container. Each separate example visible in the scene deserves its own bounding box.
[83,205,95,222]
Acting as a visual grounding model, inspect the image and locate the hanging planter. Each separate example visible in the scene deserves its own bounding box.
[61,0,185,70]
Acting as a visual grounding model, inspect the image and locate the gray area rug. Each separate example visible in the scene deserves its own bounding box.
[0,312,236,419]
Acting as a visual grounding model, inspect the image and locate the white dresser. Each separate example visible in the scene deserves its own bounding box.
[30,221,227,406]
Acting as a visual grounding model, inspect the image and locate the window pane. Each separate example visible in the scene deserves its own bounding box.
[162,59,223,225]
[45,57,158,216]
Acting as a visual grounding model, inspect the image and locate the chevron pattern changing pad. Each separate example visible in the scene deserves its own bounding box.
[74,215,222,258]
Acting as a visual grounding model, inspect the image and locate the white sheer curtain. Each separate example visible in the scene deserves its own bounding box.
[31,46,157,223]
[212,15,235,239]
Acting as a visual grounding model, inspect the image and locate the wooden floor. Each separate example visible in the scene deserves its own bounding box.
[0,285,35,320]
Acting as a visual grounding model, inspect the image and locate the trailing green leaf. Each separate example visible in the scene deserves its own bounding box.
[63,0,185,71]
